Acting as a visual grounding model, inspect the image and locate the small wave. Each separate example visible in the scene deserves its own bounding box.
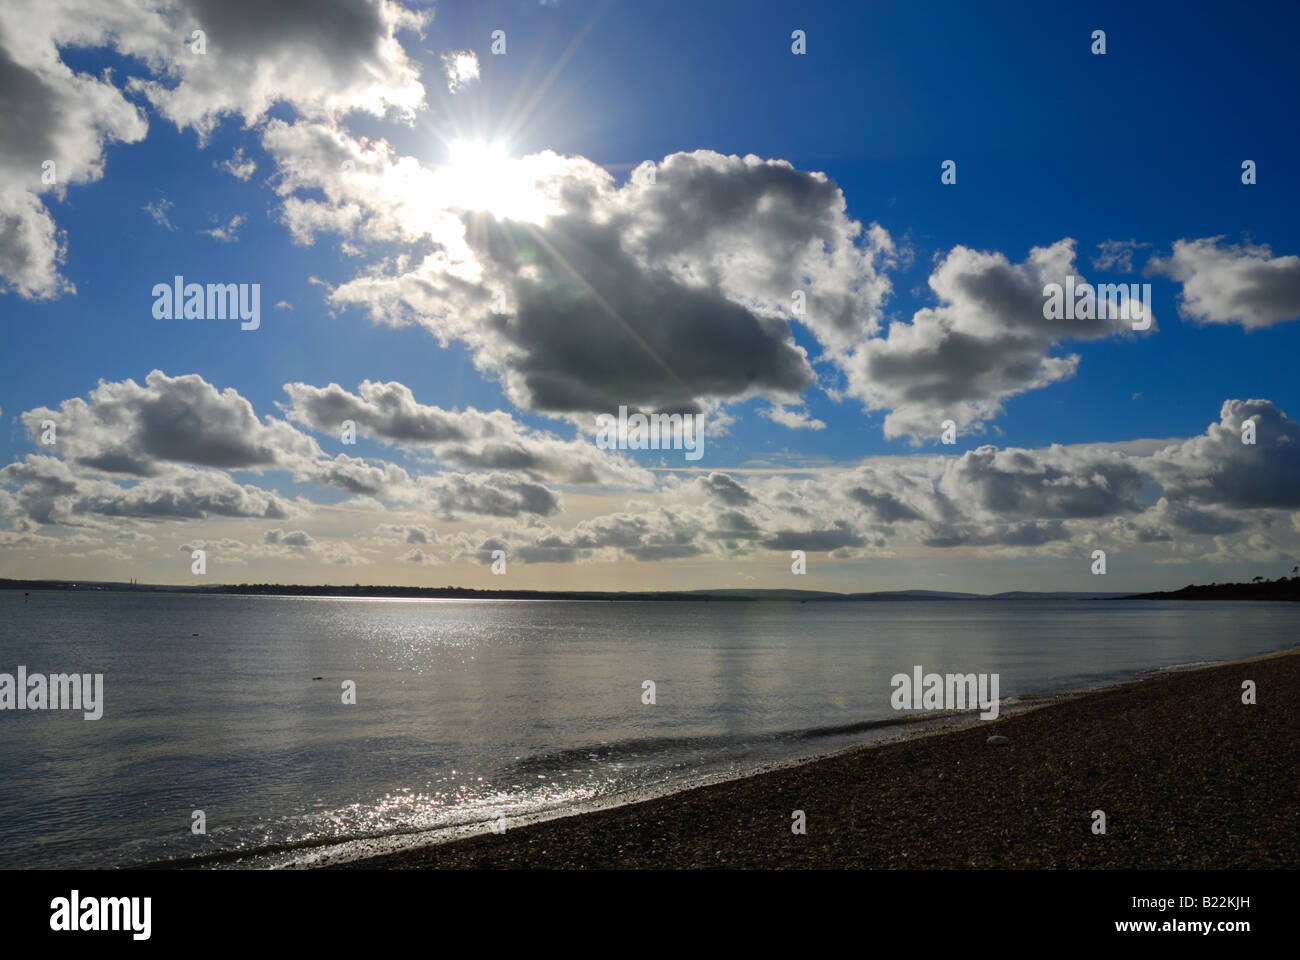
[503,711,982,777]
[1152,659,1224,673]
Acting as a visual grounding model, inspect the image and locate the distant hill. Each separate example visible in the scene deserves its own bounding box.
[991,591,1132,600]
[681,588,987,600]
[0,578,1177,602]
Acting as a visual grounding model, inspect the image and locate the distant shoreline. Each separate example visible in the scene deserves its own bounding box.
[3,576,1297,602]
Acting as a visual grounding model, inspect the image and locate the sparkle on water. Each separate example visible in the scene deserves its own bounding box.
[1,592,1296,868]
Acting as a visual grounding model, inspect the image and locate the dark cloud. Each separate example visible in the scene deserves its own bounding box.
[471,214,815,412]
[848,486,924,522]
[701,472,755,506]
[763,521,865,552]
[921,520,1069,548]
[941,444,1144,520]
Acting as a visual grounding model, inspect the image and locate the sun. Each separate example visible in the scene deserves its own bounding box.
[448,137,509,171]
[442,138,542,222]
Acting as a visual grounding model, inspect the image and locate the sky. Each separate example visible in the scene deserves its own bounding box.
[2,0,1300,592]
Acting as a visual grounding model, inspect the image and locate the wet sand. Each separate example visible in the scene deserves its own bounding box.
[324,651,1299,869]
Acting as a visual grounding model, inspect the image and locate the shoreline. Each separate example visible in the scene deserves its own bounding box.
[263,673,1144,869]
[196,693,1048,870]
[315,649,1299,869]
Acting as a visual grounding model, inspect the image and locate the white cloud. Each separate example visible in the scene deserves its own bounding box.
[7,370,570,524]
[842,239,1154,440]
[1149,399,1300,508]
[281,379,654,486]
[219,147,257,181]
[143,197,176,231]
[762,405,826,431]
[0,0,429,298]
[0,0,151,298]
[1092,238,1150,273]
[441,50,479,92]
[200,213,245,242]
[1147,237,1300,329]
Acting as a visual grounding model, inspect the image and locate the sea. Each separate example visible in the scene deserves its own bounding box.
[1,591,1295,869]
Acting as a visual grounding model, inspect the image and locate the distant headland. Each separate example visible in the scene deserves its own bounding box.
[1126,569,1300,601]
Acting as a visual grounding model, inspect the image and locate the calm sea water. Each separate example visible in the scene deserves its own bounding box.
[0,591,1295,869]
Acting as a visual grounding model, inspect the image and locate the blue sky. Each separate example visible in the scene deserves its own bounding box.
[3,0,1299,591]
